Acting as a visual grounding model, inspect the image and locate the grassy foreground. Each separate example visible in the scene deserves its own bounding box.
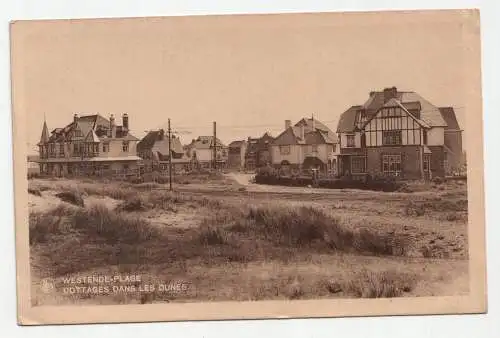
[28,177,469,305]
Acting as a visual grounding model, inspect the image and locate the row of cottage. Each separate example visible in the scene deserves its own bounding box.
[33,87,464,180]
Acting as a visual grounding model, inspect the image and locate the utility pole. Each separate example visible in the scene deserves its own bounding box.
[213,121,217,171]
[168,118,173,191]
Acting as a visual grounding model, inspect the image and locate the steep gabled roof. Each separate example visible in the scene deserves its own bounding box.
[84,129,101,143]
[337,106,362,133]
[272,127,301,146]
[188,136,226,150]
[400,92,447,127]
[338,89,450,133]
[439,107,461,130]
[38,121,50,145]
[42,113,138,144]
[137,130,161,151]
[294,118,332,134]
[273,118,338,145]
[137,130,182,154]
[228,140,245,148]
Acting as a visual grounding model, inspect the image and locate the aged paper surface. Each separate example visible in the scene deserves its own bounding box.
[11,9,486,325]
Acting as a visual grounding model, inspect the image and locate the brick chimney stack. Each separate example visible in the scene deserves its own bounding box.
[122,113,129,130]
[73,113,78,124]
[285,120,292,129]
[110,114,116,138]
[383,86,398,103]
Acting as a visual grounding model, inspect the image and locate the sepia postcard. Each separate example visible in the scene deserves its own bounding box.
[10,9,487,325]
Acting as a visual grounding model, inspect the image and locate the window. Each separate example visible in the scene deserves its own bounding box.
[59,143,65,157]
[311,145,318,153]
[423,155,430,172]
[346,134,355,148]
[102,142,109,152]
[122,141,129,152]
[279,145,291,155]
[351,156,366,173]
[49,143,56,156]
[382,154,402,174]
[332,144,337,152]
[382,130,402,146]
[422,130,428,145]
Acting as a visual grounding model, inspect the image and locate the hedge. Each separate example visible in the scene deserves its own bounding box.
[254,174,403,192]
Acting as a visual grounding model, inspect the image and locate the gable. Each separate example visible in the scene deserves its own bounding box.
[272,128,299,146]
[361,98,430,131]
[439,107,460,130]
[337,106,362,133]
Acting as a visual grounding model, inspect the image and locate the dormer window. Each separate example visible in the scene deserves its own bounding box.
[122,141,129,152]
[346,134,355,148]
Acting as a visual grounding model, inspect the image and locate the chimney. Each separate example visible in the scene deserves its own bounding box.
[369,91,376,97]
[122,113,129,130]
[110,114,116,138]
[311,114,315,130]
[383,86,398,103]
[159,129,164,140]
[285,120,292,129]
[73,113,78,124]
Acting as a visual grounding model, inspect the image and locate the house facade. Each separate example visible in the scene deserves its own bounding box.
[137,129,190,173]
[37,113,141,177]
[271,118,339,175]
[244,133,274,170]
[336,87,463,180]
[227,140,247,170]
[185,136,228,169]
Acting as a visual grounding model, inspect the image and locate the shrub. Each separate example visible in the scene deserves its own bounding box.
[117,196,150,212]
[128,177,144,184]
[198,226,227,246]
[29,205,75,244]
[238,206,410,256]
[72,205,161,244]
[404,201,426,217]
[28,188,42,197]
[156,177,169,184]
[445,212,462,221]
[432,176,444,185]
[254,174,403,192]
[405,198,467,216]
[354,229,410,256]
[345,269,418,298]
[55,190,85,207]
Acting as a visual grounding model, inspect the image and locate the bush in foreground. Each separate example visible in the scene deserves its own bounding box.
[344,269,418,298]
[55,190,85,207]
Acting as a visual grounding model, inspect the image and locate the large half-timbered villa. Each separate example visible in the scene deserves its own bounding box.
[336,87,463,180]
[37,113,141,177]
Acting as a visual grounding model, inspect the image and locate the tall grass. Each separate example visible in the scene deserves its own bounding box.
[202,205,412,256]
[344,269,418,298]
[30,204,161,246]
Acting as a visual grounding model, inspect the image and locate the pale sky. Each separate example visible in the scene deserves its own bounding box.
[14,11,472,154]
